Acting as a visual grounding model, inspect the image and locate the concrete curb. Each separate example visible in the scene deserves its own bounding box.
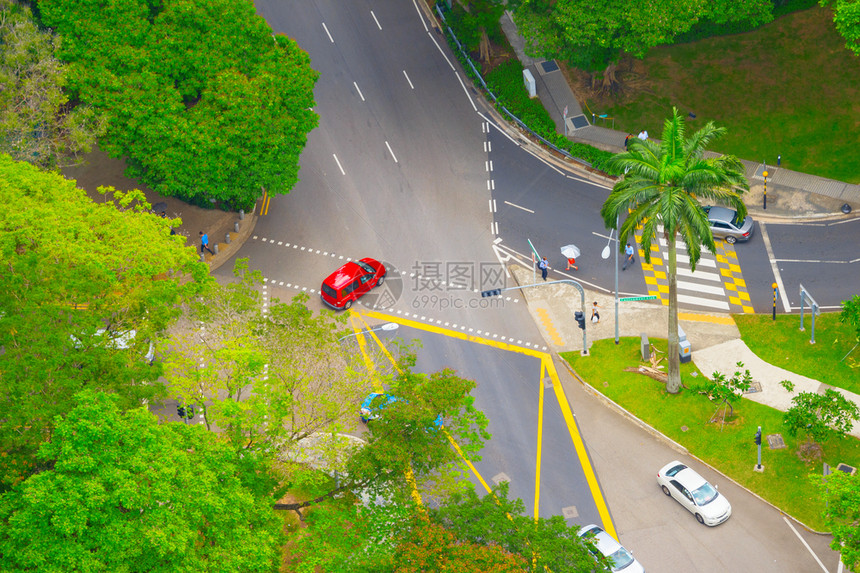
[207,210,260,272]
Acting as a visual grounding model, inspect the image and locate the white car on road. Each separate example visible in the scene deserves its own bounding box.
[577,524,645,572]
[656,461,732,526]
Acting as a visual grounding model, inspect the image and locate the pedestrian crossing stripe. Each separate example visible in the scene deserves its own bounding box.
[635,233,754,314]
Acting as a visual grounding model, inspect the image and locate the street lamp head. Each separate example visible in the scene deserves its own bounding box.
[601,245,610,260]
[380,322,399,332]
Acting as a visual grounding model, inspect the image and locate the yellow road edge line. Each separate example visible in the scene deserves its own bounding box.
[545,356,617,540]
[352,312,404,375]
[534,359,546,521]
[350,315,385,392]
[358,310,548,359]
[445,430,494,494]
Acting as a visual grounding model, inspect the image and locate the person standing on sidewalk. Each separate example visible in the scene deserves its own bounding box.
[638,129,648,141]
[199,231,214,255]
[538,257,548,281]
[591,301,600,324]
[622,243,635,270]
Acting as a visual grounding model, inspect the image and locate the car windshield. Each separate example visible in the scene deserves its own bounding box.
[608,547,635,570]
[691,482,719,506]
[355,261,375,274]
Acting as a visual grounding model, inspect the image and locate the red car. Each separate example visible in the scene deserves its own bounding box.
[320,258,386,310]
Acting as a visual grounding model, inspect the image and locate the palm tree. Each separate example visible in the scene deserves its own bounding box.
[601,108,749,394]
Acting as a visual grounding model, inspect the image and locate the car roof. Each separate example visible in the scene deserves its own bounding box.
[579,525,623,555]
[324,261,364,289]
[706,206,735,223]
[674,466,708,489]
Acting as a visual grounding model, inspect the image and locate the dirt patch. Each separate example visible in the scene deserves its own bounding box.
[796,440,823,463]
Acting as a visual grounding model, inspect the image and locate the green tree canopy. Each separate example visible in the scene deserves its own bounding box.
[783,388,860,447]
[600,108,748,393]
[820,0,860,55]
[0,155,205,486]
[0,391,283,572]
[37,0,319,209]
[514,0,773,70]
[817,470,860,570]
[0,0,103,168]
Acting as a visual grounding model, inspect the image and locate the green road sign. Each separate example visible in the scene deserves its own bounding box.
[619,295,658,302]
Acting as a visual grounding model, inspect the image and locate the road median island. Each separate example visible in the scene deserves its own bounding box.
[561,338,860,532]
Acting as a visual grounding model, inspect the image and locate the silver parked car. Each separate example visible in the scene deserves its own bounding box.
[577,524,645,572]
[656,461,732,526]
[703,205,755,244]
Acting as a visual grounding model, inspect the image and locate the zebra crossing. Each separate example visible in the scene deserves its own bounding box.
[638,233,754,314]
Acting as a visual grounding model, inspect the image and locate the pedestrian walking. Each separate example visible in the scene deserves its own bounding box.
[622,243,635,270]
[624,134,633,150]
[638,129,648,141]
[199,231,214,255]
[566,256,578,271]
[538,257,548,281]
[591,301,600,324]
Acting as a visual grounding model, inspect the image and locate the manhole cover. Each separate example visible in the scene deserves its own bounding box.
[539,60,559,74]
[562,505,579,519]
[569,114,589,129]
[836,463,857,475]
[745,381,762,394]
[767,434,786,449]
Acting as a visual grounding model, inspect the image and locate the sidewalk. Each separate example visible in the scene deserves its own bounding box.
[500,11,860,222]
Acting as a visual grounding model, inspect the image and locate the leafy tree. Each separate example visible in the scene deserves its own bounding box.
[430,481,603,572]
[600,108,748,394]
[0,0,103,168]
[705,361,753,418]
[390,518,529,572]
[783,388,860,448]
[840,294,860,342]
[163,260,388,453]
[514,0,772,72]
[819,0,860,56]
[816,470,860,571]
[38,0,319,209]
[0,155,205,486]
[0,391,283,572]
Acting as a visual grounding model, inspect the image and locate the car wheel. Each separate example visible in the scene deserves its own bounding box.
[343,300,353,310]
[726,235,737,244]
[661,485,671,496]
[376,274,385,287]
[695,513,705,525]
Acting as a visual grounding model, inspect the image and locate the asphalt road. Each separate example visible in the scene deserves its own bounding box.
[222,1,850,570]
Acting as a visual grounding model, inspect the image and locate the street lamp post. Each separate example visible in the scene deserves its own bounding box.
[601,214,620,344]
[482,279,589,355]
[338,322,399,342]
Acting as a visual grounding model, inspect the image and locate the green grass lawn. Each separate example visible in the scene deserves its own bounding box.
[600,6,860,184]
[734,312,860,395]
[563,338,860,530]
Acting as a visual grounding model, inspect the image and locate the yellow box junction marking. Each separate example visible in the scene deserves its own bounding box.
[357,310,617,539]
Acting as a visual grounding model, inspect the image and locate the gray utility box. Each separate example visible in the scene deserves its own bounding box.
[522,68,536,98]
[678,324,691,363]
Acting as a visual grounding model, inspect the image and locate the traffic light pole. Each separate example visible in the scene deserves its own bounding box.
[755,426,763,471]
[482,279,588,355]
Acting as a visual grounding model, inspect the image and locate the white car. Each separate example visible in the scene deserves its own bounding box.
[577,524,645,572]
[70,328,155,364]
[656,461,732,526]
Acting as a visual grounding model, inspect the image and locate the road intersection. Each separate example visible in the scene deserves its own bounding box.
[213,1,856,570]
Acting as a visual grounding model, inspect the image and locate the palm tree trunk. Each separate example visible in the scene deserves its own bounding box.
[666,230,681,394]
